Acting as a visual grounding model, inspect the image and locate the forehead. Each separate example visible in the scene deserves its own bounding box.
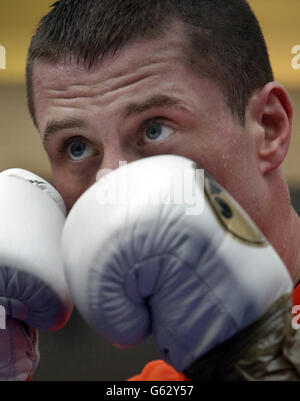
[31,21,231,137]
[32,21,188,91]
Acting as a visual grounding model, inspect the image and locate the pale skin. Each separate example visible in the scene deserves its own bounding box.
[32,25,300,284]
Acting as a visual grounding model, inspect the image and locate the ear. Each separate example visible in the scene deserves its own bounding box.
[247,82,293,175]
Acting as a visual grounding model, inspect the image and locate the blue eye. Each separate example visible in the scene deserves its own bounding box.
[145,124,163,140]
[143,123,174,144]
[70,142,85,158]
[67,141,94,161]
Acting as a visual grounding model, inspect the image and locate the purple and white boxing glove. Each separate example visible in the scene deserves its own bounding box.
[62,155,292,372]
[0,169,73,381]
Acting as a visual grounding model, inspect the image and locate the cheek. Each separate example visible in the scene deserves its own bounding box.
[50,168,83,212]
[49,157,102,211]
[168,138,226,181]
[173,130,251,194]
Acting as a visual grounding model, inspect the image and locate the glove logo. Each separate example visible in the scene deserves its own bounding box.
[204,173,267,246]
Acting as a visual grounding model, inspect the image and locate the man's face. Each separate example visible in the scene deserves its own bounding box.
[32,28,258,215]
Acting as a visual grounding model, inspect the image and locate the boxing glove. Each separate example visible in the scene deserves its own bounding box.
[0,169,73,381]
[62,155,292,372]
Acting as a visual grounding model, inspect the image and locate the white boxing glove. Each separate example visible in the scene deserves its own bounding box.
[62,155,292,372]
[0,169,73,381]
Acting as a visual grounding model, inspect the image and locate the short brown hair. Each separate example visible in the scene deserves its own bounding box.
[26,0,274,126]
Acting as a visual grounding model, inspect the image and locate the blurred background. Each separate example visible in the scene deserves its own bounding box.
[0,0,299,381]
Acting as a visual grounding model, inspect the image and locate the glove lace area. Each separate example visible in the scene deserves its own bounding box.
[184,293,300,381]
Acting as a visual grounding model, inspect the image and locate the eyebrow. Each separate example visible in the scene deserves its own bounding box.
[122,94,182,119]
[43,118,86,144]
[42,95,182,144]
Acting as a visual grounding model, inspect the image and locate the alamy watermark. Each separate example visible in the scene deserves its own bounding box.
[0,45,6,70]
[0,305,5,329]
[291,305,300,329]
[95,161,205,215]
[291,45,300,70]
